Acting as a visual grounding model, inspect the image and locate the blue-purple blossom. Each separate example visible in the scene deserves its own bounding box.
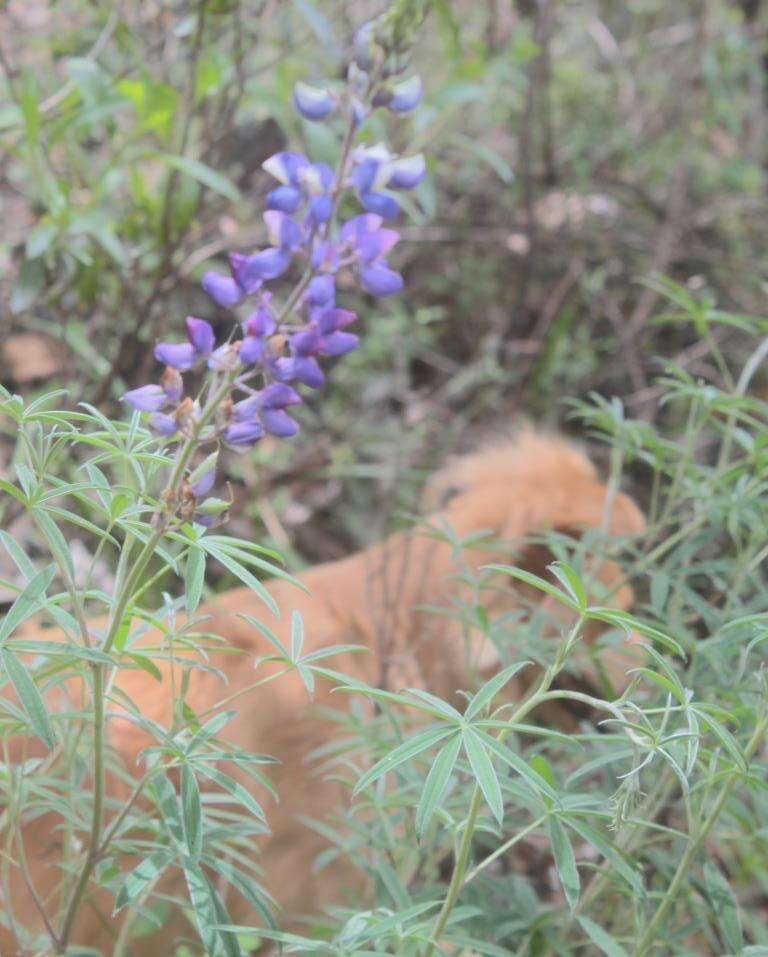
[388,154,426,190]
[155,317,215,370]
[305,275,335,307]
[149,412,179,437]
[388,76,422,114]
[293,81,337,121]
[338,214,403,296]
[240,295,277,364]
[222,420,264,448]
[264,154,335,228]
[123,33,422,475]
[122,384,166,413]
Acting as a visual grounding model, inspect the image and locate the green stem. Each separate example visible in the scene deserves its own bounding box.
[631,710,768,957]
[424,622,584,955]
[58,370,236,949]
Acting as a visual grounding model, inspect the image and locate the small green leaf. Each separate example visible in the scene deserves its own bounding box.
[185,547,205,615]
[154,152,240,203]
[415,732,462,836]
[194,764,266,823]
[465,661,531,720]
[114,849,174,912]
[0,564,56,643]
[484,564,579,610]
[290,610,304,660]
[181,765,203,862]
[577,916,629,957]
[353,726,455,796]
[463,728,503,824]
[549,562,587,611]
[704,861,743,953]
[549,815,580,913]
[0,648,56,749]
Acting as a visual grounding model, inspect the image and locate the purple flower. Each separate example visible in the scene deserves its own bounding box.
[186,317,215,355]
[258,382,302,437]
[305,275,336,307]
[387,154,426,190]
[341,214,399,262]
[155,317,215,371]
[122,384,166,412]
[223,420,264,448]
[293,82,337,121]
[267,185,303,214]
[340,214,403,296]
[240,296,276,365]
[360,263,404,297]
[360,191,400,219]
[190,466,216,498]
[264,211,303,250]
[201,271,244,309]
[276,328,325,389]
[262,151,311,186]
[232,247,292,288]
[388,76,422,114]
[154,342,197,371]
[149,412,179,437]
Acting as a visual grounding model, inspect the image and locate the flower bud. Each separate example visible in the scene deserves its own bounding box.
[293,81,337,121]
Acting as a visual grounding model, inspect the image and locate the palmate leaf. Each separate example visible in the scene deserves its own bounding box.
[0,648,55,749]
[415,732,462,836]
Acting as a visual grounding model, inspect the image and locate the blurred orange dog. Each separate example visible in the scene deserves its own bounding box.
[2,431,645,955]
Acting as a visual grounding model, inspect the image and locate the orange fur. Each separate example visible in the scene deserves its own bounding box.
[1,431,645,954]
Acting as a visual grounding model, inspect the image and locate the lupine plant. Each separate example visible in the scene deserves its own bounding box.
[0,7,430,955]
[2,8,768,957]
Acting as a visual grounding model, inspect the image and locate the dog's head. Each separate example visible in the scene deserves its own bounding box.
[408,429,646,699]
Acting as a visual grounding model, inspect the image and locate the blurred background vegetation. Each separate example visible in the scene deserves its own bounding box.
[1,0,767,578]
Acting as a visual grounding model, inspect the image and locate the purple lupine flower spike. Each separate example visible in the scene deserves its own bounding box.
[122,384,167,412]
[293,82,337,121]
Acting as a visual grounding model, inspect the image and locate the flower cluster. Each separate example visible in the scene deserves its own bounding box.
[122,19,425,515]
